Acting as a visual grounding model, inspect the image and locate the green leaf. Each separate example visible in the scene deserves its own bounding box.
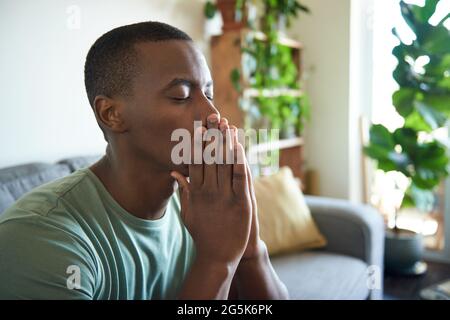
[363,145,390,161]
[422,94,450,117]
[369,124,395,149]
[415,100,448,130]
[422,25,450,54]
[393,61,417,88]
[424,54,450,78]
[412,168,440,189]
[296,2,311,14]
[419,152,449,170]
[230,68,242,92]
[438,76,450,90]
[393,88,416,117]
[411,0,439,24]
[438,12,450,26]
[416,142,449,172]
[378,159,399,172]
[400,1,421,35]
[393,127,418,154]
[204,1,217,19]
[404,110,433,132]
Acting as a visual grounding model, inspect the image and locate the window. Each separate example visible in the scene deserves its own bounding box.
[370,0,450,251]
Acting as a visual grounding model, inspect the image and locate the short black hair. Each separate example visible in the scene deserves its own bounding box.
[84,21,192,107]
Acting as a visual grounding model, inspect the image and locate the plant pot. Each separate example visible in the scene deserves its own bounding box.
[216,0,246,31]
[384,228,427,276]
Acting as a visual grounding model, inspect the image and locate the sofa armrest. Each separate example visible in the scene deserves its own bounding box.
[305,195,385,299]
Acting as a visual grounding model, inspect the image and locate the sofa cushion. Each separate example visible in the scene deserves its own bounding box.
[58,155,102,171]
[0,185,15,215]
[271,251,370,299]
[0,163,71,202]
[254,167,326,255]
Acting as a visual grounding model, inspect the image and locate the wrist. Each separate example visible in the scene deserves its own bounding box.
[179,254,238,299]
[194,254,238,280]
[242,240,268,262]
[238,241,269,271]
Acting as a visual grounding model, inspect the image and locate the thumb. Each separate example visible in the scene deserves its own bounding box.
[170,171,190,221]
[171,171,189,191]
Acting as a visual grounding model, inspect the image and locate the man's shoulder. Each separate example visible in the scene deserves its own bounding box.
[0,169,99,299]
[0,168,92,224]
[0,168,99,269]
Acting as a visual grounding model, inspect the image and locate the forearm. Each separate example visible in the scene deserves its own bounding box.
[233,244,289,300]
[178,256,237,300]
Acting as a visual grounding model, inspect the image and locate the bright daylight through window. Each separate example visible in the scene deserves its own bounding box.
[371,0,450,250]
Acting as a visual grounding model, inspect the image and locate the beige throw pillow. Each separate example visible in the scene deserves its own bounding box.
[254,167,327,256]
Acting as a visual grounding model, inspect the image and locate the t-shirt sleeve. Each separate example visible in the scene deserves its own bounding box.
[0,215,99,300]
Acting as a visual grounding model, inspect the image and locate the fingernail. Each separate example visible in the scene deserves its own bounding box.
[219,122,227,131]
[208,114,218,123]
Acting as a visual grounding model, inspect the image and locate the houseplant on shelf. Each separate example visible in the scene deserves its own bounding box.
[364,0,450,275]
[204,0,247,31]
[262,0,310,35]
[228,0,311,138]
[204,0,311,137]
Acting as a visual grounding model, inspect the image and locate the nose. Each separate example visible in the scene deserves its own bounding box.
[196,94,220,127]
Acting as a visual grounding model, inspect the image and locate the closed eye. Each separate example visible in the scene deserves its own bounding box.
[170,96,190,103]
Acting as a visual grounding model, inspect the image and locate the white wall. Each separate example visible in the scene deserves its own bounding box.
[1,0,368,202]
[349,0,375,203]
[0,0,205,168]
[289,0,352,199]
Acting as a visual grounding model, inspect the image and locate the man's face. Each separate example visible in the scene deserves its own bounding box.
[120,40,218,175]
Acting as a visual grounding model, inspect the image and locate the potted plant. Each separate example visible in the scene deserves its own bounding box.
[207,1,311,137]
[263,0,310,35]
[228,0,310,138]
[364,0,450,275]
[204,0,247,31]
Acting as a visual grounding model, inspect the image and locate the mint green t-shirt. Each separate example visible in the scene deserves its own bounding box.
[0,168,195,299]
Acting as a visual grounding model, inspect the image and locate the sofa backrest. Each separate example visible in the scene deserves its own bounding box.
[58,155,102,172]
[0,155,101,215]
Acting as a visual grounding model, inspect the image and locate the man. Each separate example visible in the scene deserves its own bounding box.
[0,21,288,299]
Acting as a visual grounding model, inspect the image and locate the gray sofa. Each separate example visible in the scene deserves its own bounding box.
[0,156,385,300]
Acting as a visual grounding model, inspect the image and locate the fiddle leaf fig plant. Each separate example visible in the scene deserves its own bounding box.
[364,0,450,219]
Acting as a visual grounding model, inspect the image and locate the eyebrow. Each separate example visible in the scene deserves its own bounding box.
[164,78,213,90]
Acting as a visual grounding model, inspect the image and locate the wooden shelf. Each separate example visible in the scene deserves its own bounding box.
[243,88,303,98]
[248,137,304,154]
[211,29,306,187]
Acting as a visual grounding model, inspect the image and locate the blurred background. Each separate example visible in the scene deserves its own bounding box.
[1,0,449,299]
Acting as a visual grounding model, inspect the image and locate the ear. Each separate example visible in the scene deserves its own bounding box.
[93,95,128,134]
